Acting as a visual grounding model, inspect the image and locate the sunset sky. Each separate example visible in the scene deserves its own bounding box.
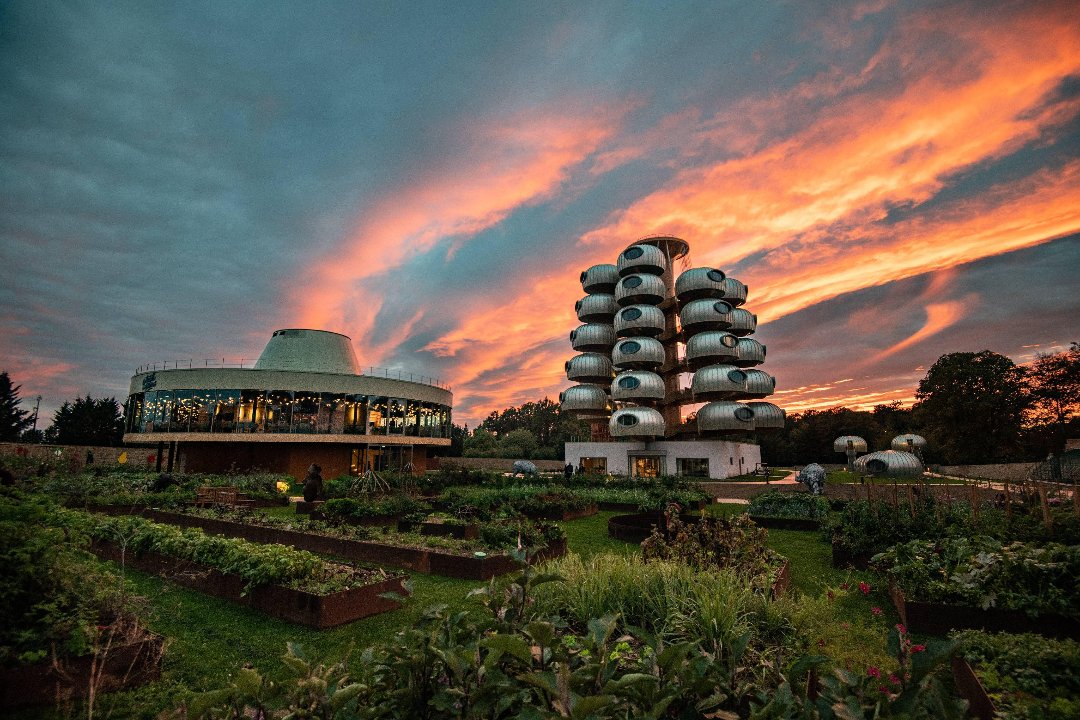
[2,0,1078,429]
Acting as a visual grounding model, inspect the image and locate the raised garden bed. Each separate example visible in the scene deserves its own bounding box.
[830,540,872,570]
[607,511,702,544]
[103,509,565,581]
[887,581,1080,639]
[0,631,163,708]
[395,519,481,540]
[90,541,406,628]
[311,511,401,527]
[747,515,822,531]
[598,499,707,512]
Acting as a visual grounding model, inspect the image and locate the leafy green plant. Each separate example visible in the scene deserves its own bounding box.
[748,491,830,520]
[872,537,1080,618]
[952,630,1080,720]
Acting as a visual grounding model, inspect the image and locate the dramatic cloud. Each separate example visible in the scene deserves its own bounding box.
[1,0,1077,429]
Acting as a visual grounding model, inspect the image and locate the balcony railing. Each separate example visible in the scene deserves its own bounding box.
[132,359,450,390]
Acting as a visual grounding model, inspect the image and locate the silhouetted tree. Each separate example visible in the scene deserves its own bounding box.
[46,396,124,446]
[478,397,587,459]
[462,428,498,457]
[0,372,33,441]
[913,351,1029,464]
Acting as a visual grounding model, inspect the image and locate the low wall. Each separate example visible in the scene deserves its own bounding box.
[431,456,566,472]
[0,441,167,474]
[935,463,1039,482]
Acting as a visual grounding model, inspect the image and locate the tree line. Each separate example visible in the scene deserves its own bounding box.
[760,346,1079,466]
[0,372,124,446]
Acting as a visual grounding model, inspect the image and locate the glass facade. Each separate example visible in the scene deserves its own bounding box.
[125,389,452,439]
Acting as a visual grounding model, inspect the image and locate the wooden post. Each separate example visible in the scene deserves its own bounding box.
[1039,482,1052,531]
[1004,480,1012,519]
[907,485,916,518]
[969,482,979,523]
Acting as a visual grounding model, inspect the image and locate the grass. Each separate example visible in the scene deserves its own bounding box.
[12,504,905,718]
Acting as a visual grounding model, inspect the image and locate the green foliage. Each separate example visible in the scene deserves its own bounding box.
[748,491,830,520]
[873,537,1080,618]
[440,485,594,520]
[0,490,143,667]
[321,495,428,520]
[52,509,391,595]
[953,630,1080,720]
[0,371,34,441]
[46,394,125,446]
[914,350,1029,464]
[641,508,784,592]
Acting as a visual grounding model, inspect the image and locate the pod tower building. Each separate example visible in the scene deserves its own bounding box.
[560,236,784,479]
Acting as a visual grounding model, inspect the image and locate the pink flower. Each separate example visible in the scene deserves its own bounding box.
[827,590,835,601]
[817,639,826,648]
[911,644,926,653]
[871,606,882,616]
[895,623,906,634]
[889,674,901,686]
[879,685,889,694]
[840,582,850,590]
[867,666,881,678]
[859,581,871,595]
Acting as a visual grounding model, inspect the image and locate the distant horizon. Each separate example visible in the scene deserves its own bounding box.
[2,1,1078,429]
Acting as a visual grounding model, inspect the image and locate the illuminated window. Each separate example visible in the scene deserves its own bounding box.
[677,458,709,477]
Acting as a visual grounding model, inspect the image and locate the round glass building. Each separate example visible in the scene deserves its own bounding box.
[123,329,452,478]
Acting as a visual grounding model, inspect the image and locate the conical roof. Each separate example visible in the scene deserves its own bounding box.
[253,329,361,374]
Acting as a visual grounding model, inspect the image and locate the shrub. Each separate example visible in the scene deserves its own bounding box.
[747,491,830,520]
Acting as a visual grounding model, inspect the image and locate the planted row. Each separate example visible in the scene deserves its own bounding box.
[747,490,830,521]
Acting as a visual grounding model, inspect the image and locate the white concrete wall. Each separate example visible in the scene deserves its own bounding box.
[564,439,761,479]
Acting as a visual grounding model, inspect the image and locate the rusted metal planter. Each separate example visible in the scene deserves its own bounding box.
[951,656,995,720]
[91,541,406,628]
[888,581,1080,639]
[0,631,163,707]
[598,499,707,512]
[524,504,598,521]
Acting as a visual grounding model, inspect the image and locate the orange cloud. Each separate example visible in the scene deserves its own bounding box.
[288,104,627,355]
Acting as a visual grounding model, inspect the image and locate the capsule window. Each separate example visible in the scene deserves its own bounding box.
[620,341,641,354]
[616,413,639,427]
[734,406,754,422]
[713,301,733,315]
[564,361,571,372]
[623,276,643,289]
[623,246,645,260]
[580,271,588,283]
[721,334,738,348]
[618,376,641,390]
[707,269,725,282]
[621,307,642,321]
[569,330,577,341]
[727,370,747,383]
[575,300,582,312]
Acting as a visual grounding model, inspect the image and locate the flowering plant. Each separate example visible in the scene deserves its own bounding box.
[276,481,290,495]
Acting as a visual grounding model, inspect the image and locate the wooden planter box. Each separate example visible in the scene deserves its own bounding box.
[771,559,791,599]
[888,581,1080,639]
[951,656,994,720]
[524,504,598,521]
[607,512,710,543]
[0,631,162,707]
[115,510,564,581]
[91,541,406,628]
[417,521,480,540]
[748,515,822,531]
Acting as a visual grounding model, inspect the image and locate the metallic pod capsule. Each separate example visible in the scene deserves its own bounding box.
[614,304,665,337]
[732,338,766,367]
[674,267,727,302]
[570,323,616,353]
[833,436,868,453]
[719,278,748,307]
[611,370,665,403]
[615,274,667,306]
[609,407,665,439]
[580,264,619,294]
[691,364,749,401]
[697,401,756,434]
[617,243,668,277]
[611,337,665,370]
[891,434,927,452]
[685,331,739,370]
[565,353,613,384]
[575,294,617,323]
[727,308,757,336]
[679,299,734,335]
[747,401,785,431]
[559,384,611,416]
[855,450,923,477]
[742,369,776,398]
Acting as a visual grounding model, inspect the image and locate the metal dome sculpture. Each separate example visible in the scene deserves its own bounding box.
[561,236,783,453]
[891,434,927,462]
[833,435,868,471]
[797,463,827,495]
[855,450,923,478]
